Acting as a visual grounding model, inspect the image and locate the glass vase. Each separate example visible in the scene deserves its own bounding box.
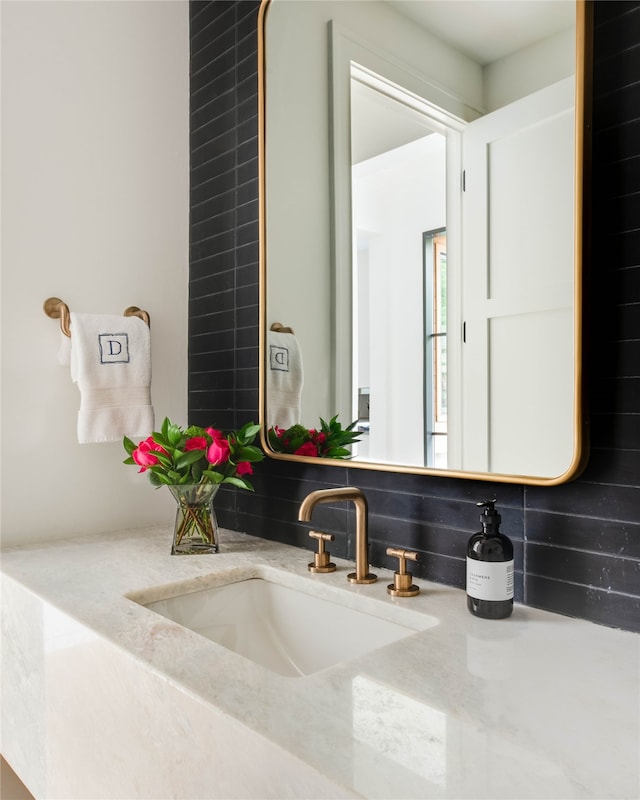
[168,483,220,555]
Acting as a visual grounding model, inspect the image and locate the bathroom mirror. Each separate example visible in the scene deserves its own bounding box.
[258,0,591,485]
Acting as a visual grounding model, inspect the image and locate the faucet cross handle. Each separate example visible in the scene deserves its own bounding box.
[308,531,336,573]
[386,547,420,597]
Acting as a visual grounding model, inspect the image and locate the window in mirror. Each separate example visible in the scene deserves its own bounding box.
[424,230,448,469]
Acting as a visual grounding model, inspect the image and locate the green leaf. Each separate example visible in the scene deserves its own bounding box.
[151,431,170,449]
[191,462,203,484]
[123,436,137,455]
[165,421,183,448]
[123,456,135,466]
[153,451,172,467]
[149,471,168,486]
[326,447,351,459]
[202,469,224,484]
[175,450,205,470]
[223,476,254,491]
[233,445,264,462]
[237,422,260,443]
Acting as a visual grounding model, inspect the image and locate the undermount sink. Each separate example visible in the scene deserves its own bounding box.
[141,572,436,678]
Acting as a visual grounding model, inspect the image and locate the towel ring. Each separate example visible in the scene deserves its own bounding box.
[124,306,151,328]
[43,297,71,336]
[43,297,150,337]
[270,322,295,334]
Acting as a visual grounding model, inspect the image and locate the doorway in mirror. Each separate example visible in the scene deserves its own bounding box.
[350,67,455,468]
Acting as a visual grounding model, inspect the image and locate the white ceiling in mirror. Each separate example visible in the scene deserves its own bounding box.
[392,0,575,65]
[351,79,439,164]
[352,1,576,180]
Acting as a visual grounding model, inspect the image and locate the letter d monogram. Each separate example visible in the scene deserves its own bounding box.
[99,332,130,364]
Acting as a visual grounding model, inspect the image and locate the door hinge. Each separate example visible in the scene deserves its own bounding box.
[462,170,466,192]
[463,321,466,343]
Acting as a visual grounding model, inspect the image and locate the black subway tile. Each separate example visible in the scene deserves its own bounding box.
[525,574,640,632]
[590,412,640,449]
[187,0,640,634]
[594,120,640,166]
[525,510,640,559]
[594,4,640,65]
[526,542,640,595]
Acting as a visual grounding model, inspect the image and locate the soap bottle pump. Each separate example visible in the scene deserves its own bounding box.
[466,499,514,619]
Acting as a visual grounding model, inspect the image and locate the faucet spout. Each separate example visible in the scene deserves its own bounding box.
[298,487,377,584]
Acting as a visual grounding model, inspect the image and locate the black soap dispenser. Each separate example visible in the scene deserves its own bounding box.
[466,499,514,619]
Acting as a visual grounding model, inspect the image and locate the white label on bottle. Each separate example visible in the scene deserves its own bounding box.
[466,558,514,601]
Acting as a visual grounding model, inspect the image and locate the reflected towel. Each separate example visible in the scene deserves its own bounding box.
[267,329,303,428]
[69,312,154,444]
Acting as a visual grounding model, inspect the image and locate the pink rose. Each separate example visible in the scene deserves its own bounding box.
[184,436,207,452]
[236,461,253,477]
[206,430,230,465]
[132,437,167,472]
[294,442,318,457]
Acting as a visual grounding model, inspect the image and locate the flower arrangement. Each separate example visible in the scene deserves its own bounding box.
[267,415,361,459]
[123,417,264,491]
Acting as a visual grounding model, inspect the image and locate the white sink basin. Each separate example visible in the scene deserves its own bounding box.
[143,574,435,677]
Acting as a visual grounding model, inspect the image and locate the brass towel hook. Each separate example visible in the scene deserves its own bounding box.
[270,322,295,334]
[43,297,71,337]
[43,297,150,337]
[124,306,151,328]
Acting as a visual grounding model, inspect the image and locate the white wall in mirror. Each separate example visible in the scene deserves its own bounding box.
[265,0,485,427]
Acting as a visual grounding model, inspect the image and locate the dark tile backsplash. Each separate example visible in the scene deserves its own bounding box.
[189,0,640,633]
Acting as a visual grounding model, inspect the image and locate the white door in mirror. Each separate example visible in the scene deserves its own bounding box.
[462,77,575,477]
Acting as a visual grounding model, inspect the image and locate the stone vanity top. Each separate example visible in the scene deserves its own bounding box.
[1,525,638,799]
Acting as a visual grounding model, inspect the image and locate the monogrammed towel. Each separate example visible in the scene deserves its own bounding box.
[267,329,303,428]
[69,312,154,444]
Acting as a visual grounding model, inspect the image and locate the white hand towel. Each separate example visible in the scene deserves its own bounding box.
[57,331,71,366]
[267,330,303,428]
[69,312,154,444]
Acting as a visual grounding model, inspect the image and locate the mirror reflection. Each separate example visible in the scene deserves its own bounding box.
[260,0,587,483]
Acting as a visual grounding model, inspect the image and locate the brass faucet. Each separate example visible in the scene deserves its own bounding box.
[298,487,377,584]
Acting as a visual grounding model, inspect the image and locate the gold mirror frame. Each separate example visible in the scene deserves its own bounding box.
[258,0,592,486]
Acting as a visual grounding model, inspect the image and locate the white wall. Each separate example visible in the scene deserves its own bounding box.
[1,1,189,545]
[484,27,575,112]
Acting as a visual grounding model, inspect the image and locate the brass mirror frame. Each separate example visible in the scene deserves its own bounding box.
[258,0,593,486]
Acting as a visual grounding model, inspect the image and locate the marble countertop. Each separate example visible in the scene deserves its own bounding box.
[2,525,639,799]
